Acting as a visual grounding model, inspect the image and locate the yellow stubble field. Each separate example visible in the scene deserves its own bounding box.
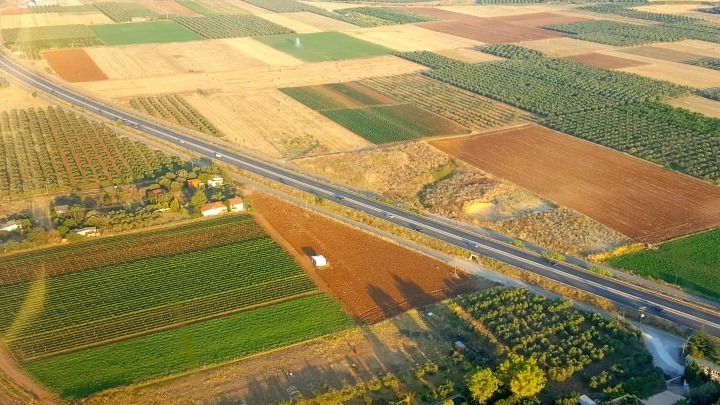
[344,24,480,51]
[0,12,112,29]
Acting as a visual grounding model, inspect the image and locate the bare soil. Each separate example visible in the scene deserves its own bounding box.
[565,52,649,69]
[251,192,476,324]
[43,49,108,83]
[489,11,590,27]
[139,0,202,16]
[430,124,720,243]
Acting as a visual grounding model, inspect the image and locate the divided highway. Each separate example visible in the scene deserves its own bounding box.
[2,54,718,336]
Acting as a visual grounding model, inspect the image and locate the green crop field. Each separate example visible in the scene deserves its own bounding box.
[24,295,352,399]
[256,32,391,62]
[89,21,203,45]
[280,82,393,111]
[608,229,720,299]
[171,15,293,38]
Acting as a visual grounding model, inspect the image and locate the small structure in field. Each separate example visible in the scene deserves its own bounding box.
[70,227,99,237]
[227,197,244,212]
[53,204,70,215]
[200,201,226,217]
[0,220,21,232]
[453,341,467,354]
[207,176,224,187]
[186,178,203,189]
[311,255,327,267]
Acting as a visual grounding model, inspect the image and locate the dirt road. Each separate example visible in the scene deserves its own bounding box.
[0,343,57,404]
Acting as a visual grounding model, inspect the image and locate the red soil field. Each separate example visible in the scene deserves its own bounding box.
[565,52,649,69]
[251,192,476,324]
[406,7,565,43]
[430,125,720,243]
[140,0,202,17]
[44,49,108,82]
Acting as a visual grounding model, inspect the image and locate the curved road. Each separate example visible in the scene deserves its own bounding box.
[2,54,718,336]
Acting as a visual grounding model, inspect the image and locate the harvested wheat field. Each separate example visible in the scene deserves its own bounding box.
[252,192,476,323]
[436,47,504,62]
[0,12,112,29]
[44,49,107,82]
[85,41,265,79]
[615,57,720,88]
[257,13,321,33]
[185,89,370,158]
[281,11,358,31]
[221,37,304,66]
[666,95,720,119]
[139,0,203,16]
[430,124,720,243]
[653,39,720,59]
[518,37,616,57]
[488,12,589,27]
[409,8,565,43]
[344,24,480,52]
[633,4,720,24]
[565,53,649,69]
[618,46,704,63]
[77,55,424,98]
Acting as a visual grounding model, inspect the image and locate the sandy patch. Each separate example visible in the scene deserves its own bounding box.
[344,24,480,52]
[281,11,357,31]
[85,41,265,79]
[518,36,617,57]
[0,12,112,29]
[221,37,304,66]
[76,55,424,98]
[565,52,649,69]
[44,48,108,82]
[185,89,370,158]
[258,12,322,33]
[436,47,504,62]
[665,95,720,119]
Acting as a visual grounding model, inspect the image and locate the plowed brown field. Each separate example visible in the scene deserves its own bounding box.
[489,12,589,27]
[252,192,476,323]
[565,52,649,69]
[430,125,720,243]
[44,49,108,82]
[408,8,564,43]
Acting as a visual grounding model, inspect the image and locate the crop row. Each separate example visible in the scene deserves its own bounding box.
[129,95,223,137]
[688,57,720,71]
[361,74,528,130]
[25,294,352,399]
[176,0,215,15]
[545,20,720,46]
[93,2,156,23]
[543,102,720,181]
[10,275,317,360]
[170,14,293,38]
[581,4,700,24]
[457,287,665,398]
[0,237,304,337]
[700,89,720,101]
[0,107,177,198]
[0,215,263,285]
[396,51,689,116]
[477,44,544,60]
[281,83,392,111]
[337,7,433,27]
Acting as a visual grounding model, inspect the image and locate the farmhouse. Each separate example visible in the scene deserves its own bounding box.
[70,227,99,237]
[227,197,244,212]
[186,178,203,189]
[686,355,720,381]
[200,201,227,217]
[207,176,224,187]
[0,220,21,232]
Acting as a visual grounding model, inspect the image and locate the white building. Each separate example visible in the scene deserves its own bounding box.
[227,197,244,212]
[311,255,327,267]
[70,227,99,237]
[207,176,224,187]
[0,220,20,232]
[200,201,227,217]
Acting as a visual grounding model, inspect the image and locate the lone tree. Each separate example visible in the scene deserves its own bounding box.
[467,368,499,404]
[499,355,546,398]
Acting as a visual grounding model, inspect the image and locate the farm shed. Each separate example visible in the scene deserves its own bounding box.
[200,201,227,217]
[186,178,203,189]
[0,220,21,232]
[227,197,244,212]
[311,255,327,267]
[207,176,224,187]
[70,227,99,237]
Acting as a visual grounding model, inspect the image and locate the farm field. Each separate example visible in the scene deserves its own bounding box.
[256,12,321,33]
[89,21,204,45]
[344,24,480,52]
[84,41,266,79]
[93,2,158,23]
[436,47,504,63]
[129,95,223,137]
[43,49,108,82]
[220,37,303,66]
[430,124,720,243]
[255,32,392,62]
[608,229,720,299]
[435,4,577,18]
[652,39,720,59]
[183,89,370,158]
[666,95,720,119]
[517,36,617,57]
[278,11,358,31]
[0,370,35,405]
[0,79,50,109]
[76,55,423,98]
[632,3,720,24]
[0,12,112,29]
[488,11,590,27]
[618,45,705,63]
[1,24,102,58]
[615,57,720,88]
[565,52,649,69]
[407,7,565,43]
[0,106,179,196]
[139,0,202,17]
[170,14,294,38]
[251,192,476,324]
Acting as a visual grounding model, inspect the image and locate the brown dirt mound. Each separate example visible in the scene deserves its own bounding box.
[565,52,649,69]
[252,192,476,324]
[44,49,108,82]
[430,124,720,243]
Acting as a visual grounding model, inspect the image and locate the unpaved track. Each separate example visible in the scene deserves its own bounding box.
[0,344,57,404]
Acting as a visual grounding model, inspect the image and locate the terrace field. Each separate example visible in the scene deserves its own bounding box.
[89,21,203,45]
[609,229,720,299]
[256,32,392,62]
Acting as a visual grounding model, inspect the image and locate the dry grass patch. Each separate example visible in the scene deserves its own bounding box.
[665,95,720,119]
[85,41,265,79]
[257,13,321,33]
[280,11,357,31]
[185,89,370,158]
[0,78,50,110]
[518,37,616,57]
[0,12,112,29]
[344,24,479,52]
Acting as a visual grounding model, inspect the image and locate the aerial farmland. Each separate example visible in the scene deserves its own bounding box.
[0,0,718,403]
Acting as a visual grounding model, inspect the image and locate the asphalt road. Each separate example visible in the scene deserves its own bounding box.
[2,54,718,336]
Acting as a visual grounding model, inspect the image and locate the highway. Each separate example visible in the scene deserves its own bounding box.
[1,54,718,336]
